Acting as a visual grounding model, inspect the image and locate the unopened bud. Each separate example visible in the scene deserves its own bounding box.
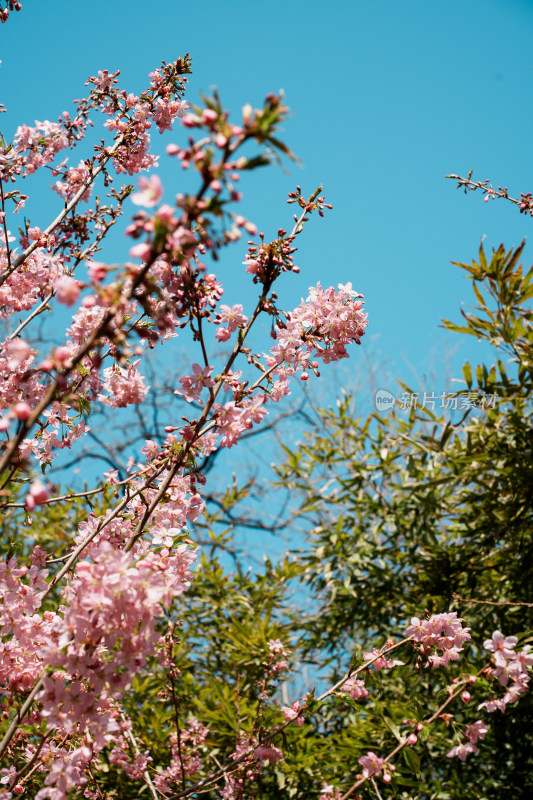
[14,401,31,421]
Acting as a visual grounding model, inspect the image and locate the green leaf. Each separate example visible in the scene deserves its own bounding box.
[403,747,421,775]
[462,362,473,389]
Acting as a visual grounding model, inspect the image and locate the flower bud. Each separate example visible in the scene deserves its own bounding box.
[14,401,31,421]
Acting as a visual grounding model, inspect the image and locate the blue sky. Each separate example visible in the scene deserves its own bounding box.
[1,0,533,505]
[3,0,533,395]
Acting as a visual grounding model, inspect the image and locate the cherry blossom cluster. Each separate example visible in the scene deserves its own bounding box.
[7,118,84,180]
[480,630,533,712]
[0,537,196,797]
[363,646,405,671]
[281,699,305,727]
[265,638,291,679]
[219,736,265,800]
[108,738,152,783]
[341,676,369,702]
[87,61,189,176]
[406,612,471,667]
[0,243,64,317]
[151,717,210,791]
[98,360,149,408]
[446,719,488,761]
[321,624,530,793]
[0,550,52,695]
[268,282,368,383]
[218,735,285,800]
[20,402,90,468]
[340,646,404,704]
[0,61,191,477]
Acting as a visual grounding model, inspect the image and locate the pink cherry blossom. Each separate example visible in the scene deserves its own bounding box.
[363,647,404,670]
[175,363,215,403]
[281,700,304,726]
[484,630,518,664]
[465,720,488,743]
[319,784,342,800]
[25,479,50,510]
[342,676,369,701]
[253,745,283,764]
[14,401,31,421]
[53,160,92,202]
[131,174,163,207]
[405,612,471,667]
[480,630,532,713]
[215,325,231,342]
[216,303,248,332]
[358,751,384,778]
[98,361,149,408]
[54,275,81,306]
[447,742,478,761]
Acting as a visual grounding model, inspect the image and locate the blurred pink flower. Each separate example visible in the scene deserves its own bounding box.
[131,174,163,207]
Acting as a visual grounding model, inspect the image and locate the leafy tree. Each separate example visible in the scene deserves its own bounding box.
[269,237,533,798]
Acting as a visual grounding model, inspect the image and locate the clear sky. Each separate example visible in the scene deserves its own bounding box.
[1,0,532,452]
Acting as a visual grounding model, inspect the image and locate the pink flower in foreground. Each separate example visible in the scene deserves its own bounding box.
[358,751,384,778]
[54,275,81,306]
[98,361,149,408]
[4,338,31,368]
[465,720,488,744]
[268,283,368,374]
[217,304,248,332]
[25,480,50,510]
[281,701,304,727]
[131,174,163,207]
[87,260,107,284]
[175,364,215,403]
[215,326,231,343]
[363,647,404,670]
[129,242,152,261]
[405,612,471,667]
[342,676,369,702]
[447,742,478,761]
[484,630,518,666]
[14,402,32,421]
[253,745,283,765]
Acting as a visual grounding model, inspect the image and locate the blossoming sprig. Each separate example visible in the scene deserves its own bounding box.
[0,56,191,286]
[447,170,533,218]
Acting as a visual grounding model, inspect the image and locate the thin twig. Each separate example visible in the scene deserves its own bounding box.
[453,592,533,608]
